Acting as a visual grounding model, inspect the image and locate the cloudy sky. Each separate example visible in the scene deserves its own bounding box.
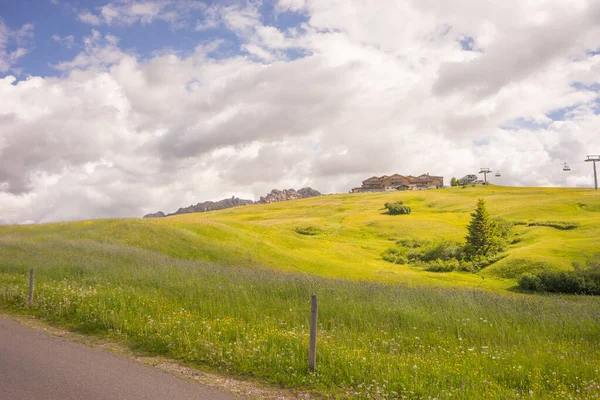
[1,0,599,224]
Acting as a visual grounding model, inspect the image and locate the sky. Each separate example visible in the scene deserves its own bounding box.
[0,0,599,224]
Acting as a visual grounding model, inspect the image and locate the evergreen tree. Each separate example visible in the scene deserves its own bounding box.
[464,199,502,259]
[450,177,458,186]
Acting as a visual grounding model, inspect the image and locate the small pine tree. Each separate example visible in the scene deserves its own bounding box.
[450,177,458,187]
[464,199,502,260]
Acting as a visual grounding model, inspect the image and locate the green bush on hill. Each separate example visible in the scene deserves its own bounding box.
[384,201,411,215]
[381,247,407,264]
[519,254,600,294]
[527,221,580,230]
[424,259,461,272]
[397,238,428,248]
[295,226,322,236]
[413,241,463,262]
[383,240,466,271]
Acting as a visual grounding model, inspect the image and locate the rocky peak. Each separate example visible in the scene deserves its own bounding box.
[143,188,322,218]
[258,187,321,204]
[142,211,166,219]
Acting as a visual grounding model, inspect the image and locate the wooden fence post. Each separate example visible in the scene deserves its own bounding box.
[309,294,318,371]
[28,269,34,306]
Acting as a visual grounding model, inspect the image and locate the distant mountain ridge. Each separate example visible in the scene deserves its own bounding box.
[143,187,321,218]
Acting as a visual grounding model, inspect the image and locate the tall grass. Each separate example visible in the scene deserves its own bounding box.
[1,238,599,399]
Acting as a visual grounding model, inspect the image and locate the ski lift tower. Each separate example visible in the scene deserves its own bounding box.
[479,168,492,185]
[585,155,600,191]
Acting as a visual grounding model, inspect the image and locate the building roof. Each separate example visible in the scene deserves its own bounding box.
[362,176,381,183]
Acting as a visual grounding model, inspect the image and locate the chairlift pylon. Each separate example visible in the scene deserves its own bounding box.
[563,162,571,172]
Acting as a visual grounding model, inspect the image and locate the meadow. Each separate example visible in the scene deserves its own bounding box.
[1,185,600,398]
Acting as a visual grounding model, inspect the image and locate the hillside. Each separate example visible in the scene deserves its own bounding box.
[2,185,600,290]
[1,185,599,398]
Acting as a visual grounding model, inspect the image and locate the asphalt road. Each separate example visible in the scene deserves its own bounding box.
[0,317,242,400]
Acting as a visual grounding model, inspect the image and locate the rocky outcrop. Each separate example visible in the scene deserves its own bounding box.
[258,187,322,204]
[143,188,321,218]
[171,196,254,216]
[143,211,166,219]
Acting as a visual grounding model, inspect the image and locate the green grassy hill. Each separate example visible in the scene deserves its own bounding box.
[3,185,599,289]
[1,186,599,399]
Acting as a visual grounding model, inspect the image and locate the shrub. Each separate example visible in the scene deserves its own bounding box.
[396,238,427,248]
[527,221,580,230]
[518,255,600,295]
[494,218,514,239]
[416,241,463,262]
[381,248,407,264]
[295,226,322,236]
[384,240,465,272]
[518,273,544,291]
[424,259,460,272]
[384,202,411,215]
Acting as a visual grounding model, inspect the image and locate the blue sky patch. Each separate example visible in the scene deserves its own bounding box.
[459,36,475,51]
[0,0,309,78]
[499,117,548,131]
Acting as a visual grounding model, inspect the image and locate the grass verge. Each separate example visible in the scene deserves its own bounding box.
[0,239,599,399]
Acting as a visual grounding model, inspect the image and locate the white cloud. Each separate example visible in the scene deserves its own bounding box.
[1,0,600,223]
[52,34,75,49]
[78,0,206,28]
[195,5,221,31]
[78,11,103,26]
[53,30,129,71]
[0,20,34,73]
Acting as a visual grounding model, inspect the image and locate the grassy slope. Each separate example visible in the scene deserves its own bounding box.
[2,185,599,290]
[1,186,600,398]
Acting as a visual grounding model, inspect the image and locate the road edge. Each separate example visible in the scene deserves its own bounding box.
[0,311,319,400]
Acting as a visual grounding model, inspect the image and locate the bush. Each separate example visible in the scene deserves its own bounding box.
[396,238,427,248]
[295,226,322,236]
[415,241,463,262]
[381,248,407,264]
[424,259,460,272]
[494,218,514,239]
[384,202,411,215]
[518,273,544,291]
[384,240,465,272]
[527,221,580,230]
[518,255,600,295]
